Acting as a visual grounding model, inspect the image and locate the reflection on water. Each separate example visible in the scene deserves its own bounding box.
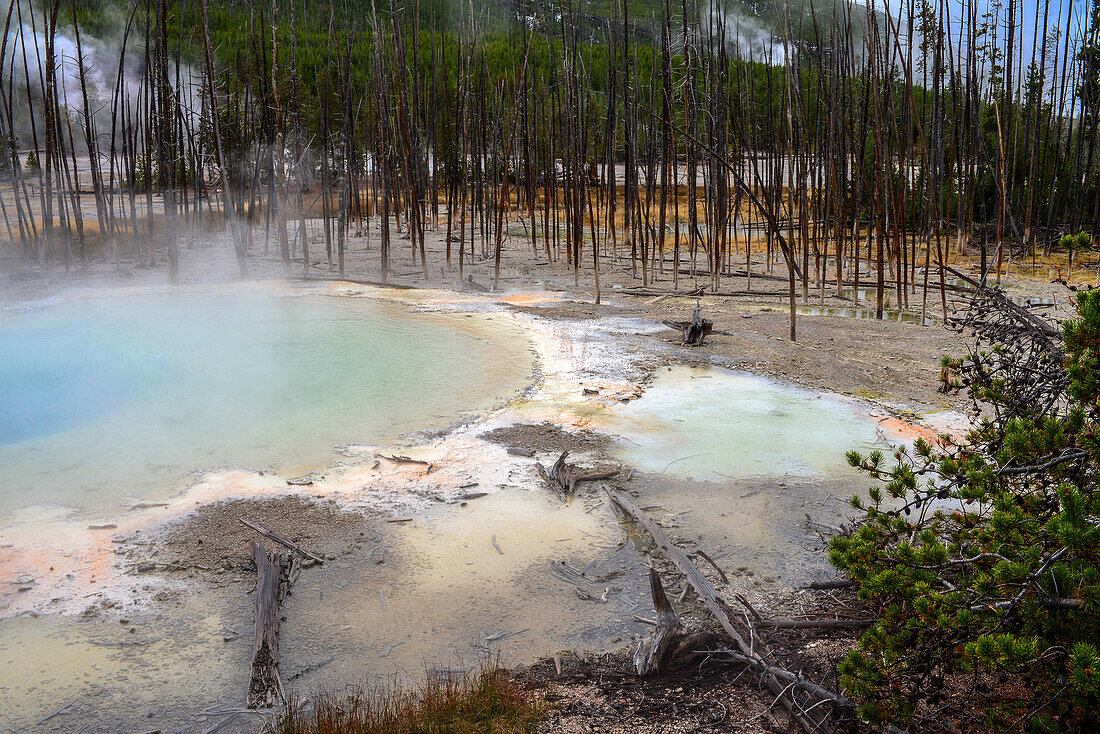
[797,305,933,325]
[0,286,531,521]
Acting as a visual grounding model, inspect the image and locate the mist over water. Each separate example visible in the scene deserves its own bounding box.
[0,286,530,522]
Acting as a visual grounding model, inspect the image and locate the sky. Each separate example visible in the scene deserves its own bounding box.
[847,0,1092,95]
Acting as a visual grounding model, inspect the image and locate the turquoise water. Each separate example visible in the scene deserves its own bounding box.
[609,365,879,480]
[0,287,529,520]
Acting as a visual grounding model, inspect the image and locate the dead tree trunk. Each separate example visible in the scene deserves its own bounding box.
[662,302,713,345]
[535,451,618,499]
[247,540,297,708]
[634,566,721,674]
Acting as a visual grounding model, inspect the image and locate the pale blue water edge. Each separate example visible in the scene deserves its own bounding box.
[0,287,529,521]
[610,365,881,481]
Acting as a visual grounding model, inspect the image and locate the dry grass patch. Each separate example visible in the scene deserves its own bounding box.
[275,665,540,734]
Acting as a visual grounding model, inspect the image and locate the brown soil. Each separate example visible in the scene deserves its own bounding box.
[502,290,969,413]
[480,421,613,456]
[118,494,375,576]
[626,299,966,412]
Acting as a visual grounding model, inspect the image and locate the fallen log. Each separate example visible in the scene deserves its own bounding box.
[630,558,863,722]
[239,518,325,565]
[607,489,838,733]
[624,287,787,298]
[247,541,297,708]
[464,275,490,292]
[380,454,431,467]
[535,451,619,499]
[607,489,749,648]
[711,648,856,709]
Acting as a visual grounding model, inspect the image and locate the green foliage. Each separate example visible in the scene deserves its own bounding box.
[1059,232,1092,277]
[1066,290,1100,412]
[1059,232,1092,256]
[831,293,1100,731]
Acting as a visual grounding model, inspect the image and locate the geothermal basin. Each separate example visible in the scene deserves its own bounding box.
[0,284,886,733]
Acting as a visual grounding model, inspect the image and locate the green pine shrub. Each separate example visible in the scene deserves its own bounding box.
[831,290,1100,732]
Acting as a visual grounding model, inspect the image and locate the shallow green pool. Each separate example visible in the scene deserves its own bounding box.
[0,286,530,521]
[609,365,879,480]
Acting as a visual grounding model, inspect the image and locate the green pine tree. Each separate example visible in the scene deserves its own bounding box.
[831,290,1100,731]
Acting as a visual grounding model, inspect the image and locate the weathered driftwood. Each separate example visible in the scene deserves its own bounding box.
[606,489,751,649]
[535,451,619,499]
[662,303,714,345]
[239,518,325,565]
[607,489,843,733]
[380,454,432,467]
[464,275,490,292]
[247,541,298,708]
[712,648,857,710]
[625,287,787,298]
[634,567,720,675]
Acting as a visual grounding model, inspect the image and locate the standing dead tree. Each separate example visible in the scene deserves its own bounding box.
[3,0,1099,330]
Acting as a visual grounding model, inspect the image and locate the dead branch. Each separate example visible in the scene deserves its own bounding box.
[239,518,325,565]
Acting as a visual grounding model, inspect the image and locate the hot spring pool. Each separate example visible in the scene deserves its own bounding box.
[609,366,880,481]
[0,286,532,522]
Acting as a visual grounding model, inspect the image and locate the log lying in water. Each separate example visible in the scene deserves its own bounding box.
[535,451,619,499]
[247,541,298,708]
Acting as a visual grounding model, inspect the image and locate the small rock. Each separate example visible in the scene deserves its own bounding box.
[136,563,156,573]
